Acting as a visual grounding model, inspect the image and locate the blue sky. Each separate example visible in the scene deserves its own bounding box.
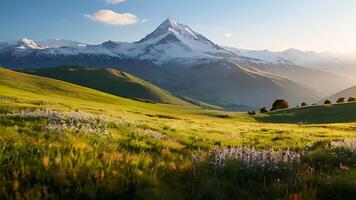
[1,0,356,52]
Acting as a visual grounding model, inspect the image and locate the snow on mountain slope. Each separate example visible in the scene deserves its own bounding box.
[97,19,237,65]
[0,39,120,58]
[0,19,240,66]
[0,38,42,51]
[226,46,294,64]
[17,38,42,49]
[37,39,87,48]
[138,19,228,54]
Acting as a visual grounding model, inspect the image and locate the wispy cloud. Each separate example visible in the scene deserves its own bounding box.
[141,18,148,23]
[104,0,125,5]
[224,33,232,39]
[85,10,138,26]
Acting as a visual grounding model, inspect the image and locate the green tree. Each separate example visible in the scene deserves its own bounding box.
[260,107,268,113]
[347,97,356,102]
[270,99,289,111]
[336,97,345,103]
[324,100,332,104]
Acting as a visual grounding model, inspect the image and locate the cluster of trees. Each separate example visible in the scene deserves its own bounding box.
[324,97,356,104]
[249,99,289,115]
[248,96,355,115]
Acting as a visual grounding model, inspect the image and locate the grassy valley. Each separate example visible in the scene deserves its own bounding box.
[0,67,355,199]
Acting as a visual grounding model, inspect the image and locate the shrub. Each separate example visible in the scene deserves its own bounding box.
[336,97,345,103]
[248,111,256,115]
[260,107,268,113]
[348,97,356,102]
[301,102,307,107]
[324,100,331,104]
[270,99,289,111]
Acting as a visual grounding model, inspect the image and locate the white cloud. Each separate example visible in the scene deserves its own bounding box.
[224,33,232,39]
[141,18,148,23]
[104,0,125,5]
[85,10,138,26]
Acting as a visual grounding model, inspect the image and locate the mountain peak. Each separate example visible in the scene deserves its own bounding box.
[137,19,200,43]
[159,18,179,30]
[134,18,233,62]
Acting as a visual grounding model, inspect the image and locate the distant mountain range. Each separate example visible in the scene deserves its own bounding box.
[227,47,356,80]
[0,19,355,110]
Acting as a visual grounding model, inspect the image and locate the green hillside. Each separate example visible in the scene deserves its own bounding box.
[256,102,356,124]
[1,67,356,199]
[22,66,189,106]
[0,67,251,124]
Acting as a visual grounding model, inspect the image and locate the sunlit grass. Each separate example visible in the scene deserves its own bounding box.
[0,67,355,199]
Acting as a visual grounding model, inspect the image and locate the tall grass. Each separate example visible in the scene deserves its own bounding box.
[0,108,355,199]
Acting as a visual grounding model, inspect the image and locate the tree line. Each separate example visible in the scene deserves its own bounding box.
[248,96,356,115]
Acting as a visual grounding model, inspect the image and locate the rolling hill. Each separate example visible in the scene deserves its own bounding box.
[1,67,355,125]
[22,66,189,106]
[0,67,141,107]
[255,102,356,124]
[322,85,356,103]
[0,67,238,121]
[1,64,356,200]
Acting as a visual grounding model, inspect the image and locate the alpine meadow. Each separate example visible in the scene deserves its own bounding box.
[0,0,355,199]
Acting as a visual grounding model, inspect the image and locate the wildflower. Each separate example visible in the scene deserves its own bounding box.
[192,154,197,161]
[168,162,177,170]
[54,156,61,165]
[210,146,301,171]
[339,163,349,171]
[42,156,50,169]
[12,180,20,191]
[112,170,118,177]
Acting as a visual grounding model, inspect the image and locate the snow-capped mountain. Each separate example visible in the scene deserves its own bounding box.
[17,38,42,49]
[92,19,237,65]
[0,38,85,51]
[1,18,354,109]
[0,38,41,51]
[0,19,237,66]
[135,19,235,63]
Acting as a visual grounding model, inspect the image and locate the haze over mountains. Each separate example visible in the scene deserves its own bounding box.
[322,85,356,103]
[0,19,355,110]
[230,47,356,80]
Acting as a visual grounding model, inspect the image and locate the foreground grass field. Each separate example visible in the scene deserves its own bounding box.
[0,67,355,199]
